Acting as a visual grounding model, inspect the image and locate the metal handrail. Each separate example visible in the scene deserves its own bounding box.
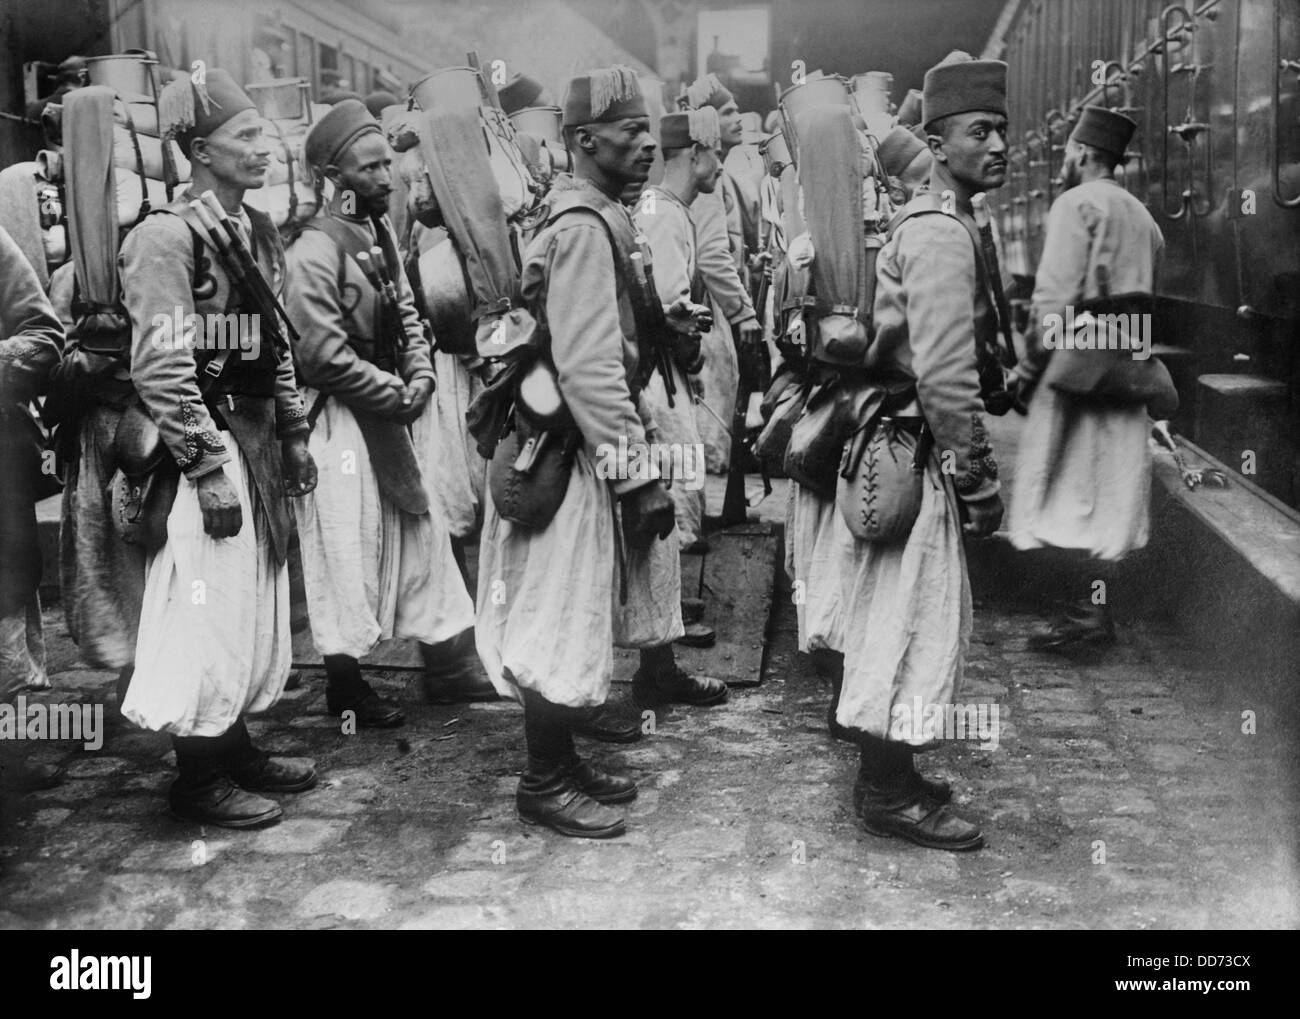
[1274,0,1300,207]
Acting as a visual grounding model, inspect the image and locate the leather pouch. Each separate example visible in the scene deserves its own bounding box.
[488,411,580,530]
[838,418,924,543]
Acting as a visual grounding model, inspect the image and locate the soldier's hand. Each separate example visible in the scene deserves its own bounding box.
[620,480,675,549]
[665,298,712,337]
[196,470,243,538]
[734,315,762,350]
[395,377,433,424]
[282,437,317,497]
[961,492,1004,539]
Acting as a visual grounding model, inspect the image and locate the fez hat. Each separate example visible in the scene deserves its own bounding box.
[896,88,924,127]
[364,90,399,118]
[922,51,1007,130]
[305,98,383,169]
[562,66,646,127]
[157,67,256,157]
[1070,106,1136,161]
[876,124,927,178]
[660,107,721,151]
[680,73,735,112]
[499,73,545,115]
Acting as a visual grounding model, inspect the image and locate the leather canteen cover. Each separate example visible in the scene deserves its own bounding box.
[816,311,869,364]
[786,377,888,497]
[415,228,477,356]
[488,414,578,530]
[783,384,848,498]
[475,306,539,361]
[1044,334,1178,418]
[109,465,177,553]
[1099,355,1178,420]
[755,370,806,476]
[838,419,923,543]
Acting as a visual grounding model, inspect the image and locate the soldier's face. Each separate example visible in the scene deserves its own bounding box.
[717,100,743,147]
[192,109,271,190]
[693,145,723,194]
[930,111,1008,191]
[585,117,657,186]
[331,132,394,215]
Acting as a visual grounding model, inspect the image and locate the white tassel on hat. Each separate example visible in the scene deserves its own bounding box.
[686,106,721,149]
[157,70,219,140]
[588,66,640,120]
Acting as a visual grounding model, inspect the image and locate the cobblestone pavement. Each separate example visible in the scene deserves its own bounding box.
[2,541,1296,930]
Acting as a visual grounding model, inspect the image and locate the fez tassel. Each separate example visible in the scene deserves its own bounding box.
[589,67,640,120]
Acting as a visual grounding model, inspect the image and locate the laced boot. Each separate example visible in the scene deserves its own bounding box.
[324,654,404,727]
[857,738,981,852]
[516,691,625,838]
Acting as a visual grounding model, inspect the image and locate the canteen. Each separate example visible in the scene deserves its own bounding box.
[759,131,791,177]
[410,67,485,112]
[509,105,562,144]
[416,227,476,357]
[84,53,157,102]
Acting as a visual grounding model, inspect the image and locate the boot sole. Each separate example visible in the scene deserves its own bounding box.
[237,774,319,794]
[169,804,283,830]
[633,689,729,710]
[674,634,717,648]
[572,725,643,744]
[518,812,626,839]
[421,690,500,705]
[581,786,638,805]
[861,816,984,851]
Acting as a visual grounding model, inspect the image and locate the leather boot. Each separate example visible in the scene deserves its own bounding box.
[227,719,318,794]
[1028,600,1116,655]
[419,631,498,704]
[852,751,951,814]
[815,650,853,743]
[632,646,727,708]
[571,702,642,743]
[325,655,404,727]
[857,739,981,851]
[170,730,282,829]
[562,753,638,804]
[516,691,625,838]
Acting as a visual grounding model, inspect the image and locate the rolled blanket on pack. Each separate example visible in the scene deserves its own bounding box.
[64,86,119,307]
[112,99,159,137]
[242,180,318,228]
[799,104,868,363]
[417,107,519,342]
[112,124,190,182]
[114,176,169,230]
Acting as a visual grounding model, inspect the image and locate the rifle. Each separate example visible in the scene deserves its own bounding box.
[191,191,299,360]
[969,193,1022,416]
[970,193,1017,371]
[628,239,679,408]
[721,318,766,526]
[354,246,408,376]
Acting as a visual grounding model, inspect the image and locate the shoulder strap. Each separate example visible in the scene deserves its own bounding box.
[301,215,376,291]
[142,205,234,390]
[886,192,992,298]
[540,192,659,395]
